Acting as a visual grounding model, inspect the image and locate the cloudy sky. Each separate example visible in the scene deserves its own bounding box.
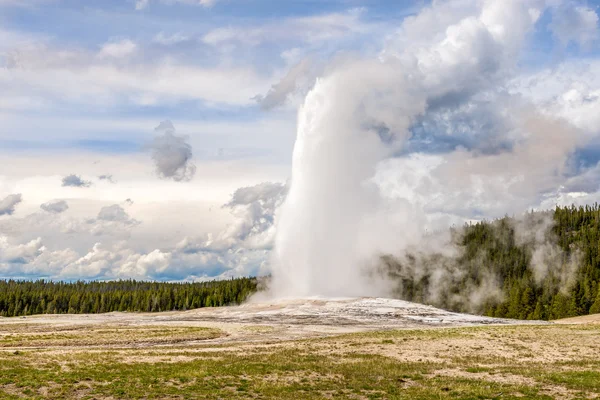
[1,0,600,282]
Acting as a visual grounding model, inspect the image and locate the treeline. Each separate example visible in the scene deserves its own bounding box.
[385,204,600,320]
[0,278,257,317]
[4,205,600,321]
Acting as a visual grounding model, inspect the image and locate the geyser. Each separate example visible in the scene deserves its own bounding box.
[268,0,549,298]
[270,61,424,297]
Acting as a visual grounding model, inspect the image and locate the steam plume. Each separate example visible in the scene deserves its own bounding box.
[268,0,574,298]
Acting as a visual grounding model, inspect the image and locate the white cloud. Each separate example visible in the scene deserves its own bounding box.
[135,0,149,10]
[0,180,283,280]
[1,48,272,107]
[0,0,55,8]
[97,204,137,224]
[0,194,22,216]
[214,181,287,250]
[98,39,137,58]
[174,181,287,261]
[176,0,218,8]
[0,236,44,264]
[40,199,69,214]
[202,8,371,47]
[153,32,189,45]
[550,5,599,48]
[135,0,217,11]
[512,59,600,134]
[62,174,92,188]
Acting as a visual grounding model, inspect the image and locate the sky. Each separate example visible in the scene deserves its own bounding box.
[1,0,600,282]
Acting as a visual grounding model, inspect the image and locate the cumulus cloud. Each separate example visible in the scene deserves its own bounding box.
[62,174,92,187]
[202,8,369,47]
[0,227,264,281]
[0,199,144,267]
[150,120,196,182]
[135,0,148,10]
[177,181,287,255]
[40,199,68,214]
[219,182,287,249]
[0,193,23,216]
[0,194,22,216]
[97,204,135,223]
[153,32,190,45]
[0,236,44,265]
[89,205,140,236]
[550,5,599,48]
[98,39,137,58]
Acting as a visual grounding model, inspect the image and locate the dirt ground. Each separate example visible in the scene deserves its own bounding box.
[0,298,598,399]
[554,313,600,325]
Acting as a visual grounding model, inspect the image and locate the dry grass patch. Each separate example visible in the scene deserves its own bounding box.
[0,325,223,348]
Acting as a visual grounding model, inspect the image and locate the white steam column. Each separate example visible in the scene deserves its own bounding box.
[270,62,421,298]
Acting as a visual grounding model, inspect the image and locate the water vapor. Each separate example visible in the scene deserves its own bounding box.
[268,0,585,299]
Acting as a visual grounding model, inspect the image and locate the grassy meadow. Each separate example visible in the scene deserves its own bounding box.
[0,321,599,399]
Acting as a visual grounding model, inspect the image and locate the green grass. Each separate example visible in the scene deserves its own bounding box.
[0,324,598,399]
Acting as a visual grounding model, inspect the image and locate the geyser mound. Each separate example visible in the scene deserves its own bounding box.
[190,297,538,328]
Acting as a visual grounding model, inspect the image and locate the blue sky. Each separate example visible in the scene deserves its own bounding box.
[1,0,600,282]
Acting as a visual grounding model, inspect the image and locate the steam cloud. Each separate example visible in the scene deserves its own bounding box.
[256,58,314,110]
[150,120,196,182]
[268,0,596,298]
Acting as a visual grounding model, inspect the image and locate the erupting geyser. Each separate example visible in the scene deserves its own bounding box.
[270,61,425,297]
[268,0,569,300]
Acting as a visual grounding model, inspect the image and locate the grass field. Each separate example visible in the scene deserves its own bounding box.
[0,317,599,399]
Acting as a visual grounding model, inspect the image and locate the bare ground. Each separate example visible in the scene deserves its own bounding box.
[0,298,598,399]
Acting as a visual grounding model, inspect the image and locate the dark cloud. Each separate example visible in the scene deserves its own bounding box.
[40,200,69,214]
[0,194,23,216]
[62,174,92,188]
[98,174,115,183]
[150,120,196,182]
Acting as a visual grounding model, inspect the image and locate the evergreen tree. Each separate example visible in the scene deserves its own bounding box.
[0,278,258,317]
